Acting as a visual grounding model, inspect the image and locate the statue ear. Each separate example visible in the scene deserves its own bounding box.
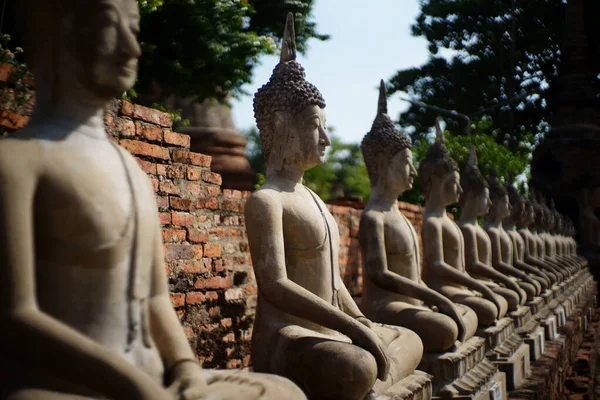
[270,111,288,172]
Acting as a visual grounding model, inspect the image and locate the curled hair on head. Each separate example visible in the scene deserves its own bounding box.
[253,13,325,169]
[418,117,458,200]
[460,145,488,204]
[487,167,507,203]
[361,80,412,185]
[506,174,526,222]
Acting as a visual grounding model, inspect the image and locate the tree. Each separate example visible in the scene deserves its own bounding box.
[389,0,600,152]
[2,0,327,105]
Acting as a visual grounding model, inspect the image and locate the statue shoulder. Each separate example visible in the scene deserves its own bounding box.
[246,187,284,217]
[0,137,44,179]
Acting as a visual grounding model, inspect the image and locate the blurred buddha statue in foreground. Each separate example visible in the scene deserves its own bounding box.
[0,1,304,398]
[246,16,426,400]
[359,81,477,353]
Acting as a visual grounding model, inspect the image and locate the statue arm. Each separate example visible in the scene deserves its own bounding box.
[0,161,166,400]
[488,230,538,290]
[462,227,524,296]
[360,213,459,307]
[422,220,503,315]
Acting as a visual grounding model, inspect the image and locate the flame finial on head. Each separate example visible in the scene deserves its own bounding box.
[377,79,388,115]
[435,116,445,144]
[280,13,297,63]
[468,144,478,167]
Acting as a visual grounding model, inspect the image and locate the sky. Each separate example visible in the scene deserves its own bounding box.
[230,0,431,144]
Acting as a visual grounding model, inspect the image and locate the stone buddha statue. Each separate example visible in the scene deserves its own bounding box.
[457,149,526,312]
[359,81,478,354]
[246,15,425,400]
[0,1,305,399]
[503,181,553,292]
[483,169,542,303]
[420,120,507,327]
[517,190,563,284]
[542,201,579,274]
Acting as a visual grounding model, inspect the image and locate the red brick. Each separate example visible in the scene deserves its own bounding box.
[156,195,169,209]
[205,186,221,197]
[209,306,221,318]
[188,228,209,244]
[120,139,170,160]
[171,293,185,308]
[159,181,180,195]
[221,318,232,328]
[165,165,186,179]
[170,197,193,211]
[171,212,194,227]
[222,199,239,212]
[225,288,244,302]
[158,212,171,225]
[186,292,206,305]
[156,164,166,176]
[222,332,235,343]
[187,166,202,181]
[135,120,163,142]
[0,110,30,131]
[194,276,231,290]
[0,62,15,82]
[183,325,195,340]
[105,114,135,137]
[226,359,241,368]
[164,244,196,260]
[185,182,202,196]
[244,285,258,295]
[204,244,223,258]
[180,260,209,274]
[172,150,190,164]
[189,152,212,167]
[223,189,243,199]
[201,170,222,186]
[164,130,191,147]
[162,229,186,243]
[205,291,219,301]
[137,159,157,175]
[120,101,173,127]
[199,197,219,210]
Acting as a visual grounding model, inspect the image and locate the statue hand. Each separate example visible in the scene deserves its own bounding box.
[167,360,208,400]
[355,315,376,330]
[437,302,467,343]
[350,324,390,381]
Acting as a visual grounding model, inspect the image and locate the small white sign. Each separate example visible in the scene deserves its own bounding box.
[489,382,503,400]
[538,331,545,354]
[548,316,557,339]
[584,315,588,331]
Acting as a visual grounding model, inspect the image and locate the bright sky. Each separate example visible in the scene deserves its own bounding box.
[231,0,430,144]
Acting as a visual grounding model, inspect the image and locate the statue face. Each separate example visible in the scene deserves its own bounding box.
[387,149,417,193]
[441,171,462,205]
[287,105,329,170]
[508,199,525,222]
[67,0,141,98]
[474,188,491,216]
[493,194,512,219]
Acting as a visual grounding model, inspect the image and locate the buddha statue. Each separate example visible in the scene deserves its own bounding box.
[246,15,424,400]
[543,200,580,273]
[516,190,563,284]
[420,120,507,327]
[0,1,305,398]
[359,81,478,354]
[503,181,552,292]
[483,169,541,303]
[457,149,527,313]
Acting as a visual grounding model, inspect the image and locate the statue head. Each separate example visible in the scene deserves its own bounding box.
[253,13,328,173]
[419,118,461,206]
[459,146,490,216]
[506,175,526,225]
[487,168,511,220]
[530,188,546,230]
[21,0,141,107]
[361,80,414,194]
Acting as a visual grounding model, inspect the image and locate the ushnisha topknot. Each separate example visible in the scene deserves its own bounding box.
[361,79,412,184]
[460,145,488,197]
[487,167,507,202]
[418,117,459,198]
[253,12,326,164]
[506,174,526,221]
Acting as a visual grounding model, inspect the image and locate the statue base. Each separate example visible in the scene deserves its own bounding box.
[526,296,544,315]
[508,305,532,329]
[477,318,530,390]
[436,369,507,400]
[370,370,433,400]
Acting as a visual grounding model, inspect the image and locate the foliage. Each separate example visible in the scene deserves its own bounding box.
[0,34,34,117]
[389,0,600,151]
[2,0,327,106]
[134,0,327,105]
[244,127,371,202]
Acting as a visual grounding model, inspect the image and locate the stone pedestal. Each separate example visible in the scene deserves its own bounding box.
[477,318,530,391]
[370,370,433,400]
[419,337,505,400]
[526,296,544,315]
